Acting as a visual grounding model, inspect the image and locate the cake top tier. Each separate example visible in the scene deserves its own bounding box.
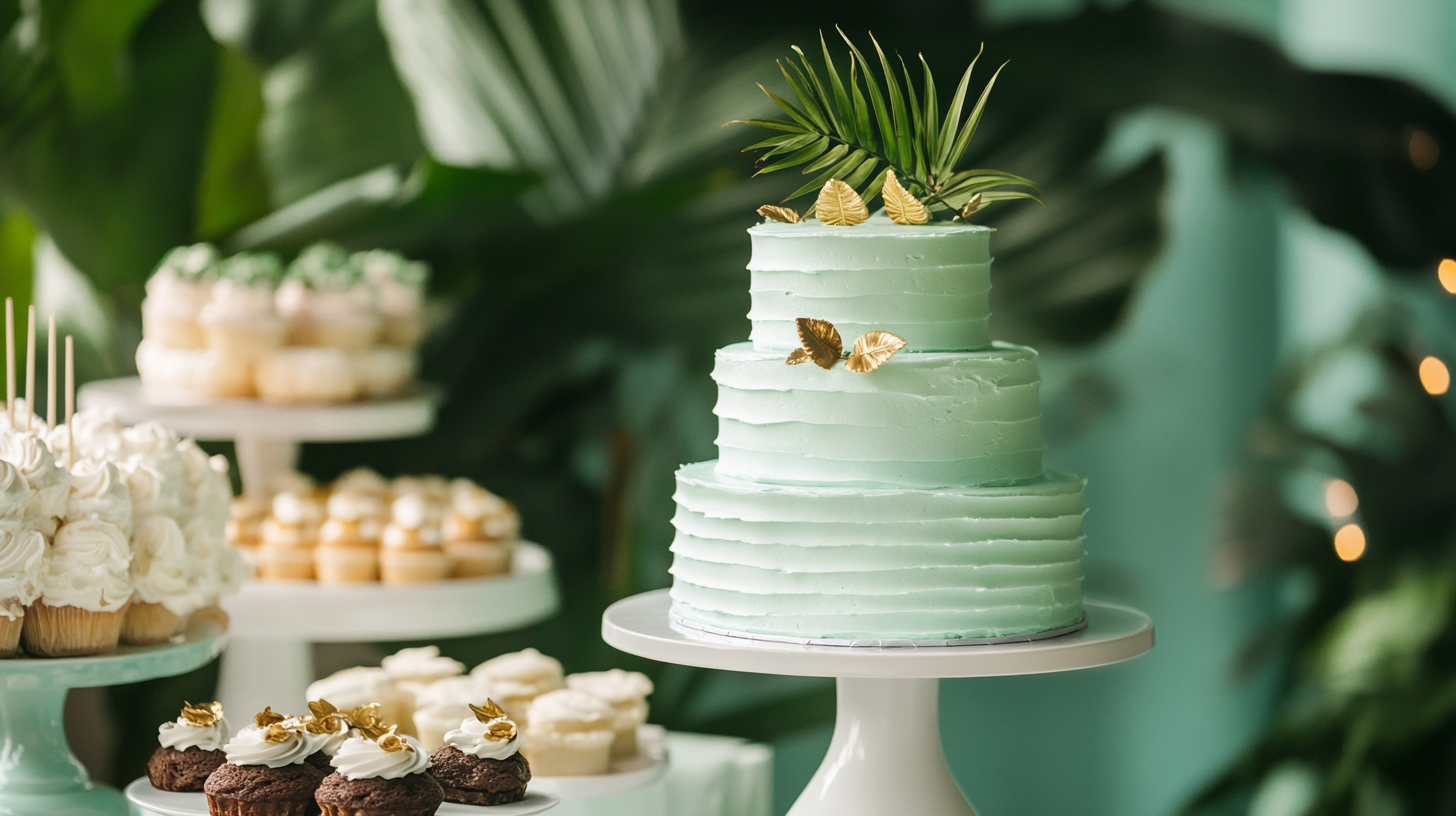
[747,216,990,271]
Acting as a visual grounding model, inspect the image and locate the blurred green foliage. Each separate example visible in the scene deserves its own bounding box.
[0,0,1451,799]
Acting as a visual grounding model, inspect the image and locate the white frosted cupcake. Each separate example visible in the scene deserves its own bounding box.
[277,243,380,350]
[124,514,198,644]
[254,347,359,404]
[307,667,411,734]
[316,730,441,816]
[0,398,47,436]
[382,645,465,733]
[566,669,654,758]
[226,496,267,564]
[65,459,133,535]
[0,461,43,658]
[355,249,429,349]
[198,253,286,354]
[64,408,127,464]
[123,423,184,499]
[379,494,447,585]
[259,490,322,580]
[521,689,616,776]
[470,648,565,727]
[348,347,416,399]
[410,675,494,750]
[314,490,383,584]
[333,467,390,498]
[24,518,133,657]
[442,482,517,578]
[141,244,219,349]
[0,428,70,537]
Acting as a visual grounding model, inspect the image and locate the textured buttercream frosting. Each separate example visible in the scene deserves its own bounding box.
[713,342,1043,489]
[747,217,991,352]
[669,461,1085,640]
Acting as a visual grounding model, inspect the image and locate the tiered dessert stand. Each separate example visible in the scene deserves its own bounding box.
[0,621,225,816]
[78,378,561,720]
[603,590,1153,816]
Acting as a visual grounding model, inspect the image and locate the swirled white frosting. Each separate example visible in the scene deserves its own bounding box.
[327,491,384,523]
[223,725,313,768]
[272,491,323,527]
[471,648,564,696]
[443,715,519,760]
[65,459,133,535]
[0,399,47,437]
[330,734,429,781]
[0,460,30,523]
[306,667,398,710]
[181,516,223,610]
[119,459,180,520]
[565,670,654,705]
[0,527,45,618]
[158,714,229,752]
[68,408,127,462]
[414,676,493,717]
[130,514,198,616]
[526,689,615,730]
[0,429,69,526]
[41,519,132,611]
[382,646,464,684]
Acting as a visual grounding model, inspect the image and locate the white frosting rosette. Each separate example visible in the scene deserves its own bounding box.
[158,703,228,752]
[383,646,465,685]
[306,667,400,711]
[119,459,179,520]
[0,526,46,618]
[0,459,30,524]
[526,689,616,730]
[122,423,184,512]
[0,399,48,436]
[181,516,223,611]
[0,428,70,531]
[64,459,133,535]
[223,724,314,768]
[130,514,199,617]
[41,519,132,612]
[471,648,564,694]
[443,708,520,760]
[70,408,126,462]
[330,733,429,781]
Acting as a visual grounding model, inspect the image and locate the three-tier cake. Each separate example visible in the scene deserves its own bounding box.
[667,215,1087,642]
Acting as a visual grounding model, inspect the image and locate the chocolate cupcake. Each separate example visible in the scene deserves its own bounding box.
[315,729,442,816]
[429,700,530,805]
[204,709,325,816]
[147,702,229,791]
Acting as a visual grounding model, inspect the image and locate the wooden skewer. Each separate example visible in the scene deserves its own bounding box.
[24,305,34,433]
[65,336,73,470]
[5,298,12,426]
[46,317,55,430]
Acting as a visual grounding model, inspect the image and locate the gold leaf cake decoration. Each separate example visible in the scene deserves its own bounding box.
[757,205,800,224]
[254,707,286,728]
[181,701,223,727]
[814,179,868,226]
[262,724,293,744]
[957,193,984,220]
[470,700,508,722]
[794,317,843,369]
[881,170,930,225]
[305,700,343,734]
[845,331,908,373]
[377,726,413,753]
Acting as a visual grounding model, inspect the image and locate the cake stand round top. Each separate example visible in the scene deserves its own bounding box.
[222,541,559,641]
[0,622,226,690]
[77,377,442,442]
[602,590,1152,679]
[124,778,561,816]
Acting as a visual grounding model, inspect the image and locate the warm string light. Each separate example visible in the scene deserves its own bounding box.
[1334,523,1366,562]
[1440,259,1456,294]
[1409,129,1440,170]
[1420,356,1451,395]
[1324,478,1358,518]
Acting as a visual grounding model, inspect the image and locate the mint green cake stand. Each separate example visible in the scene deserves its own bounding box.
[0,622,225,816]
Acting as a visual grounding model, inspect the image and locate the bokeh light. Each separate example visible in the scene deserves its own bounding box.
[1409,129,1440,169]
[1334,524,1366,562]
[1440,259,1456,293]
[1324,479,1358,517]
[1419,356,1451,395]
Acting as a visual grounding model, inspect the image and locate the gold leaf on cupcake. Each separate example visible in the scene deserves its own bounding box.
[785,348,811,365]
[470,700,507,723]
[795,318,843,369]
[377,727,413,753]
[305,700,343,734]
[845,331,908,373]
[757,205,800,224]
[958,193,984,220]
[345,703,387,739]
[254,707,286,728]
[485,720,517,742]
[262,724,293,744]
[181,701,223,727]
[814,179,868,226]
[881,170,930,225]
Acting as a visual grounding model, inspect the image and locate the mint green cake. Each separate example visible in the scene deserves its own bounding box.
[667,215,1087,641]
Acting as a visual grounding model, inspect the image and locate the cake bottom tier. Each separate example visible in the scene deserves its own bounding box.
[668,461,1086,641]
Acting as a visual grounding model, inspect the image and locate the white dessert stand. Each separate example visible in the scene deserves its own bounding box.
[125,777,562,816]
[535,724,668,799]
[602,590,1153,816]
[218,542,559,726]
[0,622,226,816]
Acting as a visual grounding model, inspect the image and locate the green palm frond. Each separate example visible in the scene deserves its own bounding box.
[730,28,1039,218]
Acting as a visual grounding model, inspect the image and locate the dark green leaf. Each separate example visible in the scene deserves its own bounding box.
[945,61,1008,173]
[777,59,829,132]
[785,148,866,200]
[756,84,817,131]
[935,44,981,174]
[754,136,829,175]
[801,142,848,174]
[741,132,801,152]
[860,165,891,203]
[919,54,938,172]
[820,31,856,144]
[838,27,893,163]
[872,35,913,173]
[730,117,809,134]
[841,156,879,188]
[756,131,821,160]
[848,55,877,154]
[791,45,844,139]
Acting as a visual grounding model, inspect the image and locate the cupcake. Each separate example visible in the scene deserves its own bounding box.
[470,649,565,727]
[334,467,390,499]
[354,249,429,350]
[379,495,448,585]
[204,709,325,816]
[411,675,494,751]
[382,646,465,734]
[258,490,322,580]
[430,700,530,805]
[146,701,228,792]
[349,347,416,400]
[314,491,383,584]
[392,476,449,506]
[65,459,133,536]
[442,482,517,578]
[299,700,360,771]
[225,496,267,564]
[122,422,186,506]
[307,667,411,735]
[0,398,47,436]
[123,514,197,644]
[277,243,380,350]
[141,244,219,349]
[198,253,286,354]
[521,689,616,776]
[566,669,654,759]
[0,428,70,537]
[0,462,43,657]
[23,518,132,657]
[316,729,442,816]
[254,347,360,404]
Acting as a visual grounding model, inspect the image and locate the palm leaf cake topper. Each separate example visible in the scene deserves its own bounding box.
[736,28,1039,223]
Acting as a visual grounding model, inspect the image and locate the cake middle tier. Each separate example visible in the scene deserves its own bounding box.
[713,342,1044,489]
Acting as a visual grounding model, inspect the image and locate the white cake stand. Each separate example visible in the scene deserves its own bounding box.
[602,590,1153,816]
[124,777,562,816]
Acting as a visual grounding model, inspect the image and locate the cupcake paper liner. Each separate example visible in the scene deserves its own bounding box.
[21,601,128,657]
[122,601,184,645]
[205,794,315,816]
[0,612,21,658]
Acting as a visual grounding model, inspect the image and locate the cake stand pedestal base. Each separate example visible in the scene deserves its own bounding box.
[793,678,973,816]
